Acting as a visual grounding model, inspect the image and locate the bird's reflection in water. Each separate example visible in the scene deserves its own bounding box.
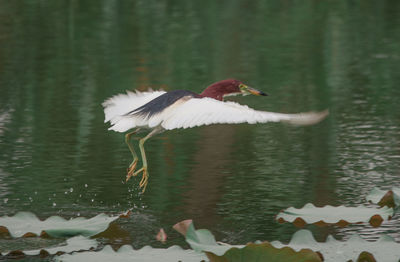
[181,125,237,228]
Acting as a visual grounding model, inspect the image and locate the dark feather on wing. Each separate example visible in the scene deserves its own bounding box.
[125,90,200,118]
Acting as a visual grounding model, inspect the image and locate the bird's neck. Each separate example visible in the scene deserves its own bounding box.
[200,86,227,101]
[200,79,241,101]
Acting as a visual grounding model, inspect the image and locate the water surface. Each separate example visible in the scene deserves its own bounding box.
[0,0,399,252]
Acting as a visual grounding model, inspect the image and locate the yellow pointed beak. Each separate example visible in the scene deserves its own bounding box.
[239,83,268,96]
[247,87,268,96]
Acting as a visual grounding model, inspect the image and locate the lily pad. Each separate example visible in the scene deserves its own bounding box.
[206,242,322,262]
[55,245,207,262]
[3,236,97,257]
[173,220,322,262]
[276,203,393,227]
[366,187,400,208]
[271,229,400,262]
[0,212,120,238]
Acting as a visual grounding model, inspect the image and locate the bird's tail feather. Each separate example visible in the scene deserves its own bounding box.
[108,116,135,132]
[103,91,143,123]
[102,90,166,132]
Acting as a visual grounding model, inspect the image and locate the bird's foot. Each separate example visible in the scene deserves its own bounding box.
[131,167,148,193]
[126,160,138,182]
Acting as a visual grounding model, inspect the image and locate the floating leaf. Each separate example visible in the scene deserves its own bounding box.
[3,236,97,257]
[91,222,130,241]
[174,221,238,256]
[55,245,207,262]
[366,187,400,208]
[276,203,393,227]
[0,212,120,238]
[24,236,97,255]
[206,242,322,262]
[271,229,400,262]
[4,250,25,259]
[356,251,377,262]
[174,220,322,262]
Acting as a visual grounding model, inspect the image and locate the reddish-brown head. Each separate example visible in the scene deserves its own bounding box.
[200,79,267,101]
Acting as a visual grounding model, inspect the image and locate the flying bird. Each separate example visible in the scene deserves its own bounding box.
[103,79,328,192]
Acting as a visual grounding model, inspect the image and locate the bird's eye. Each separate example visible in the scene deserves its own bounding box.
[239,84,246,90]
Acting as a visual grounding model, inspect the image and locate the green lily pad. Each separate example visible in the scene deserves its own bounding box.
[366,187,400,208]
[276,203,393,227]
[174,220,322,262]
[0,212,120,238]
[271,229,400,262]
[3,236,97,257]
[55,245,207,262]
[185,222,240,256]
[206,242,322,262]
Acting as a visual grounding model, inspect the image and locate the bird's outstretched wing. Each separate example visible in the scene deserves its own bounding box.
[103,90,166,128]
[156,97,328,130]
[104,92,328,132]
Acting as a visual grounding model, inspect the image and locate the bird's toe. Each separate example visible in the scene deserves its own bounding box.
[126,161,139,181]
[139,168,149,192]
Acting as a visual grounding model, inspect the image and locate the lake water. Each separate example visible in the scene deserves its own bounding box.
[0,0,399,253]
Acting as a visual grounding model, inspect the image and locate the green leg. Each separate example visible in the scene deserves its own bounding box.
[125,128,141,181]
[133,127,162,193]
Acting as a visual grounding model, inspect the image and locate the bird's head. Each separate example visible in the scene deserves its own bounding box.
[201,79,267,101]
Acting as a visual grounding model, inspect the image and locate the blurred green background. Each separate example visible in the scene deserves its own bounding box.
[0,0,399,250]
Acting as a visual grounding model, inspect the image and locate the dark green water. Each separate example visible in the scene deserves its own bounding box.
[0,0,400,252]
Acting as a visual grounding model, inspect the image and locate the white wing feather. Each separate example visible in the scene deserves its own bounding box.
[104,93,328,132]
[102,90,166,132]
[158,98,328,130]
[103,90,166,122]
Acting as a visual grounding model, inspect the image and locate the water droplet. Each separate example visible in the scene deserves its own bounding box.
[53,193,56,197]
[91,199,94,202]
[77,212,80,216]
[64,191,68,194]
[79,194,82,198]
[70,188,73,193]
[29,197,33,202]
[85,184,88,188]
[94,194,97,197]
[4,198,8,203]
[34,191,37,195]
[53,202,57,207]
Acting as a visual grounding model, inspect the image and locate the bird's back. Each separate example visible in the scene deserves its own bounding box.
[103,89,200,132]
[126,90,199,118]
